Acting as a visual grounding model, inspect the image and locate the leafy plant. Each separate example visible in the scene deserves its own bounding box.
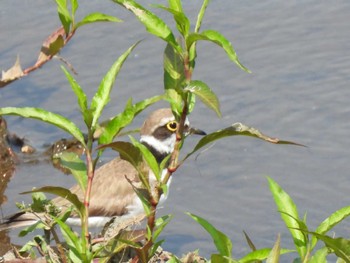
[268,177,350,262]
[0,42,158,261]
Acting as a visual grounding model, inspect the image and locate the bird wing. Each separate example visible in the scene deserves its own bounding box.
[54,157,143,217]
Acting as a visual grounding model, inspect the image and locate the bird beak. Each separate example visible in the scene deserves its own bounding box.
[188,127,206,136]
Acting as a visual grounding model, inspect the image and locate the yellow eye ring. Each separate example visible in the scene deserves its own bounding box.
[166,121,178,132]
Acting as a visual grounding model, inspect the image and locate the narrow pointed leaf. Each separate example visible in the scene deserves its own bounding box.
[98,141,142,169]
[163,43,185,115]
[21,186,86,218]
[90,41,140,128]
[19,221,46,237]
[312,205,350,249]
[54,0,71,34]
[266,234,281,263]
[0,107,86,146]
[195,0,210,33]
[76,13,122,28]
[184,80,221,117]
[113,0,182,54]
[186,30,250,72]
[267,177,307,258]
[243,231,257,252]
[239,248,294,263]
[71,0,78,17]
[98,95,162,144]
[53,216,92,262]
[184,123,303,161]
[61,66,92,126]
[54,216,81,252]
[211,254,237,263]
[168,0,183,12]
[164,42,185,90]
[309,246,329,263]
[98,141,150,190]
[188,0,211,65]
[187,212,232,258]
[309,232,350,262]
[153,5,190,37]
[130,136,160,180]
[59,152,87,192]
[153,214,173,240]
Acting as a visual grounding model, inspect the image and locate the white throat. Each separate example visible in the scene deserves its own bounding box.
[140,134,176,155]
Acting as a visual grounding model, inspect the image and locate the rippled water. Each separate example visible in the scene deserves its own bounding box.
[1,0,350,260]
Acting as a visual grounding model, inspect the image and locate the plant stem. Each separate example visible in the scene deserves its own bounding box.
[51,227,67,263]
[82,129,95,246]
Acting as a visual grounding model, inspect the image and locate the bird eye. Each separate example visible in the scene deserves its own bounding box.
[166,121,178,132]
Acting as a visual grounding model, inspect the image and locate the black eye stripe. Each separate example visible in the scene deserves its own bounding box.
[152,126,173,140]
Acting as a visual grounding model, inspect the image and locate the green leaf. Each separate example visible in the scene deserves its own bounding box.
[239,248,294,263]
[130,136,160,181]
[195,0,210,33]
[153,4,190,37]
[31,191,47,212]
[309,246,329,263]
[54,0,72,34]
[266,234,281,263]
[167,256,182,263]
[168,0,183,12]
[267,177,307,259]
[19,221,46,237]
[184,80,221,117]
[21,186,86,219]
[98,99,134,144]
[183,123,303,161]
[90,41,140,129]
[98,95,162,144]
[309,232,350,263]
[188,0,211,65]
[98,141,142,170]
[76,13,122,29]
[312,205,350,249]
[163,43,185,114]
[187,212,232,258]
[97,140,151,190]
[71,0,78,17]
[164,43,185,90]
[59,152,87,192]
[54,216,85,262]
[186,30,250,73]
[113,0,182,54]
[153,214,173,240]
[211,254,237,263]
[150,240,165,259]
[0,107,86,146]
[132,95,164,114]
[243,231,257,252]
[165,89,183,117]
[61,66,92,127]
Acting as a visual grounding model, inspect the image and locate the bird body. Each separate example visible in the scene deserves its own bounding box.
[0,108,203,231]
